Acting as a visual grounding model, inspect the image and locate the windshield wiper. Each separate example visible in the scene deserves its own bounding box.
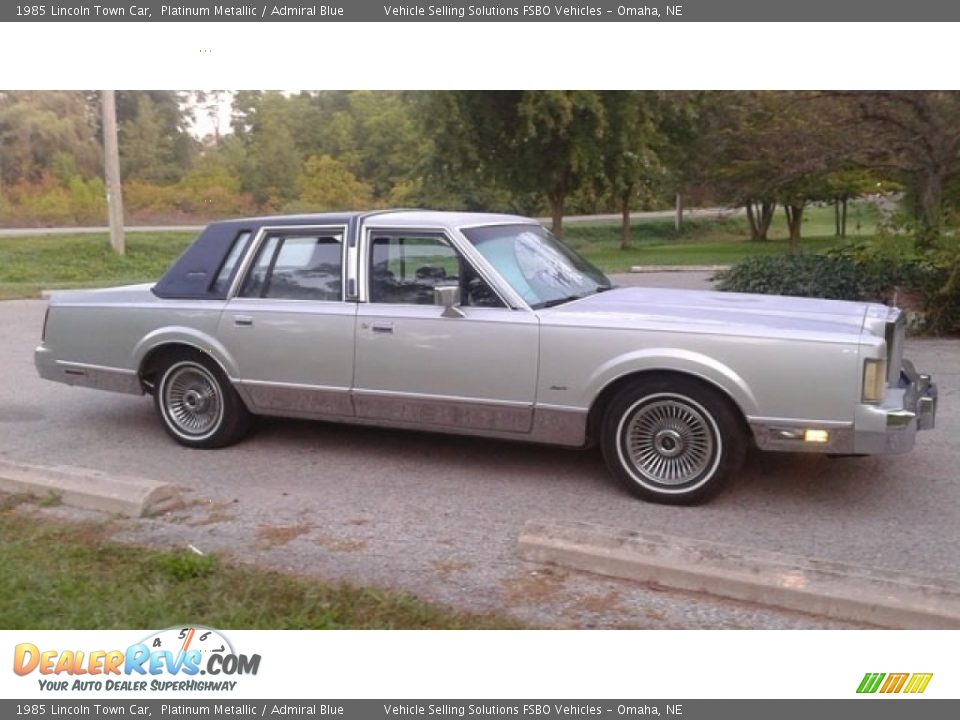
[535,285,614,309]
[536,295,586,309]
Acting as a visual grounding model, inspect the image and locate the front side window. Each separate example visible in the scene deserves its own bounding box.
[239,231,343,301]
[461,224,612,309]
[368,234,504,308]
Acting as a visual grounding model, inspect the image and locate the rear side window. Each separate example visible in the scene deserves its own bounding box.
[239,231,344,301]
[210,232,252,295]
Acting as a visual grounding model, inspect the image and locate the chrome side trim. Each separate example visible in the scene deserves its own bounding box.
[234,380,353,417]
[746,416,853,429]
[353,393,532,433]
[252,404,586,447]
[54,361,142,395]
[231,383,586,445]
[352,388,531,408]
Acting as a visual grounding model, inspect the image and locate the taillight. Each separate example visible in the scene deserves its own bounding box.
[41,308,50,342]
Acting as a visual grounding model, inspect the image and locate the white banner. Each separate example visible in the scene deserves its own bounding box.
[2,629,954,699]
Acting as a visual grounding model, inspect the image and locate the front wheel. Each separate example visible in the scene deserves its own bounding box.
[154,353,251,449]
[600,377,746,505]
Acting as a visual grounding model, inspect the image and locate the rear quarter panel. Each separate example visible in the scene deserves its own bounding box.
[44,289,228,375]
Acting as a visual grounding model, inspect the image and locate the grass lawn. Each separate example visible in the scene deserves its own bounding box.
[563,202,881,272]
[0,203,883,299]
[0,231,196,300]
[0,499,515,629]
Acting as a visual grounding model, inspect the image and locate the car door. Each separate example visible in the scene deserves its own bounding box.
[352,227,539,434]
[217,225,356,418]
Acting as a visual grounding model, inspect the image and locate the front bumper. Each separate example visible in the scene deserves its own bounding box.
[752,358,938,455]
[851,358,937,454]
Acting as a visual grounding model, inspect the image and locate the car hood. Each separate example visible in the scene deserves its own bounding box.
[541,286,876,340]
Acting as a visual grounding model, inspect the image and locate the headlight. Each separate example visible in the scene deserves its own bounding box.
[862,358,887,403]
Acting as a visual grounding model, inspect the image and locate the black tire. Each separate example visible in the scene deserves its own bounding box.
[600,375,746,505]
[153,351,252,449]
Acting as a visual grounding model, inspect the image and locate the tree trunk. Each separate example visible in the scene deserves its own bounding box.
[918,171,944,249]
[675,193,684,234]
[759,201,775,240]
[549,192,565,237]
[841,196,848,238]
[745,202,758,241]
[620,189,632,250]
[834,200,841,236]
[784,204,804,249]
[746,199,775,241]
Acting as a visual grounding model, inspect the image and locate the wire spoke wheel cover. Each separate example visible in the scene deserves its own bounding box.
[617,393,722,491]
[161,362,224,440]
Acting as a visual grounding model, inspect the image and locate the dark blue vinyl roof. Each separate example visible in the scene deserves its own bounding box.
[151,209,533,300]
[152,212,363,300]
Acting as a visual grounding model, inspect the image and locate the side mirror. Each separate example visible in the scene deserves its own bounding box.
[434,284,465,318]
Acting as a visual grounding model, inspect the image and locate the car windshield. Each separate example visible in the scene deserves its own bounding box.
[461,224,612,309]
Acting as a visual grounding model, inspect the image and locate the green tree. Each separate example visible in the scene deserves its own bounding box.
[703,91,843,245]
[295,154,374,211]
[654,91,719,233]
[840,91,960,247]
[599,91,664,249]
[115,91,195,182]
[0,91,100,187]
[229,92,302,207]
[699,92,783,241]
[119,94,192,183]
[340,91,426,202]
[820,168,880,238]
[423,91,607,236]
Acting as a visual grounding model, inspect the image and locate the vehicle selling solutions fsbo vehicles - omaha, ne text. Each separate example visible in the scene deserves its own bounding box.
[35,210,939,504]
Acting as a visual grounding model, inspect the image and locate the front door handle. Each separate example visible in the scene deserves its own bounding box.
[234,315,254,327]
[371,322,394,334]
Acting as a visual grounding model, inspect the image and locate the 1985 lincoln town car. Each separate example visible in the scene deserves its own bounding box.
[35,211,939,504]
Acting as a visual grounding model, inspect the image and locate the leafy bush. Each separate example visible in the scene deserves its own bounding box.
[717,240,960,335]
[824,236,960,334]
[0,174,105,226]
[715,252,867,301]
[123,177,257,223]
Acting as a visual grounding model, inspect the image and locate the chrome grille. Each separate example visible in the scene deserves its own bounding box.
[884,310,906,386]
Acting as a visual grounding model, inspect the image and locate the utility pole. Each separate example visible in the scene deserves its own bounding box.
[101,90,125,255]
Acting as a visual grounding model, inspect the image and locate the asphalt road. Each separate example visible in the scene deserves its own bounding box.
[0,208,740,238]
[1,291,957,629]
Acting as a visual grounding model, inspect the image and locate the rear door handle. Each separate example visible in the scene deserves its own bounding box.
[234,315,254,327]
[371,322,394,334]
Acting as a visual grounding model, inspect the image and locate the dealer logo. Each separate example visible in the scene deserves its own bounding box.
[13,626,261,692]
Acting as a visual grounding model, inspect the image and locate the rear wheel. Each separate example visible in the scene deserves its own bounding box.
[600,376,746,504]
[153,352,251,448]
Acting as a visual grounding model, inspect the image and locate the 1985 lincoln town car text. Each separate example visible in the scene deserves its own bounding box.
[35,210,938,504]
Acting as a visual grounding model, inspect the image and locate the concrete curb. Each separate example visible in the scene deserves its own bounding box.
[629,265,730,273]
[0,460,181,517]
[518,519,960,629]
